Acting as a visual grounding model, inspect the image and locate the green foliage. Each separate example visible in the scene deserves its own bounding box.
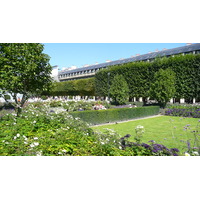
[95,54,200,102]
[109,74,129,105]
[0,103,160,156]
[0,103,120,156]
[3,94,11,100]
[48,78,95,96]
[149,68,176,108]
[70,106,160,125]
[95,61,152,99]
[0,43,53,115]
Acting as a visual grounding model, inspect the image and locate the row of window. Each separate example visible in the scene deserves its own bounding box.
[58,50,200,80]
[59,67,107,79]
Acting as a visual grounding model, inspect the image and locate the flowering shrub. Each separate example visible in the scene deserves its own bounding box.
[134,125,145,143]
[93,104,106,110]
[0,103,179,156]
[165,104,200,118]
[0,104,129,156]
[120,135,180,156]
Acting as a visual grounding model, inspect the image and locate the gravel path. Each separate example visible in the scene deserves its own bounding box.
[90,114,162,127]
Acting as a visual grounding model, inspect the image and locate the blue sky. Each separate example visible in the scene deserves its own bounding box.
[43,43,186,70]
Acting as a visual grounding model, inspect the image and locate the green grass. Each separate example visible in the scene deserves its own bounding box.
[92,116,200,153]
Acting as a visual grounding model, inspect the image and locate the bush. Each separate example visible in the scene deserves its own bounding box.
[149,68,176,108]
[109,74,129,105]
[40,95,48,100]
[49,100,63,107]
[4,95,11,100]
[1,102,182,156]
[70,106,160,125]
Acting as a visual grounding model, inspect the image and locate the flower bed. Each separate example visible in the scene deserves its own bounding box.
[165,104,200,118]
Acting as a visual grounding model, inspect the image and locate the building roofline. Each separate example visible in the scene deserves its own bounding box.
[59,43,200,75]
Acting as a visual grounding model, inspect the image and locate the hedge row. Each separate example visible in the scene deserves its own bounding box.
[44,77,95,96]
[70,106,160,125]
[95,54,200,102]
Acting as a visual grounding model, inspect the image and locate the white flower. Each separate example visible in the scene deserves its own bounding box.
[193,151,199,156]
[185,153,190,156]
[101,142,105,145]
[32,112,34,115]
[33,142,39,146]
[136,125,144,129]
[33,120,36,123]
[34,137,38,140]
[62,149,67,153]
[24,141,28,144]
[23,135,27,140]
[30,144,35,148]
[119,146,122,149]
[14,136,17,140]
[36,151,42,156]
[13,123,16,125]
[17,134,20,137]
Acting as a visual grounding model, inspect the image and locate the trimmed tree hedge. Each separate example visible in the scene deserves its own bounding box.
[95,54,200,102]
[45,78,95,96]
[70,106,160,125]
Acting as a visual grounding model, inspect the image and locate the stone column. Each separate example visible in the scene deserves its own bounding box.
[139,97,143,102]
[170,98,173,103]
[193,98,196,104]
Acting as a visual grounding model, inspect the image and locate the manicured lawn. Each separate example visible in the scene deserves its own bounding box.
[92,116,200,153]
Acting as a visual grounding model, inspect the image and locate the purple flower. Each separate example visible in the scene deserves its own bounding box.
[171,148,179,152]
[148,140,155,143]
[124,134,131,138]
[142,143,150,149]
[187,141,191,150]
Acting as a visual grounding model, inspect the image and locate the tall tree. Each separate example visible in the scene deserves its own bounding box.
[109,74,129,105]
[0,43,53,115]
[149,68,176,108]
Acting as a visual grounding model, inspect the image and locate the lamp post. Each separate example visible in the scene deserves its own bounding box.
[107,72,110,102]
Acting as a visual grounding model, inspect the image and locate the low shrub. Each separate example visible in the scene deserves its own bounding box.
[165,104,200,118]
[70,106,160,125]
